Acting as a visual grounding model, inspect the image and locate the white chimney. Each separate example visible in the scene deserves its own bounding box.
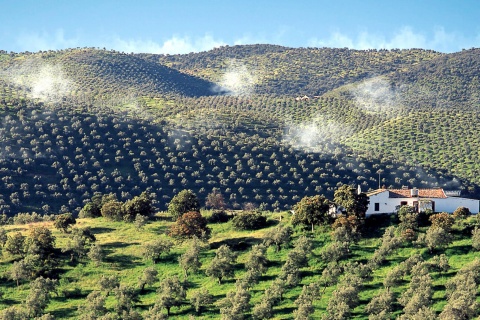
[411,188,419,197]
[357,185,362,195]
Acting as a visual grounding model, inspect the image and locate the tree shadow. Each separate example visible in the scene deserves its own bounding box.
[102,241,138,249]
[209,237,262,251]
[106,253,141,269]
[445,244,471,255]
[90,227,116,234]
[49,306,78,319]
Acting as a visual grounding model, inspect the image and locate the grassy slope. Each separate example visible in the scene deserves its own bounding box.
[0,212,478,319]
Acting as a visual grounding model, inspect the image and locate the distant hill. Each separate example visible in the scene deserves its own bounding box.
[0,48,219,101]
[144,45,442,96]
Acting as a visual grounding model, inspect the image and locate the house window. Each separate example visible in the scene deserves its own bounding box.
[374,203,380,211]
[400,201,408,207]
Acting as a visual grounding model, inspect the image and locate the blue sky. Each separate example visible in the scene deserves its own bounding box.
[1,0,479,54]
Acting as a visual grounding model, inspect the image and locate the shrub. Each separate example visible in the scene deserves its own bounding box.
[168,211,211,240]
[453,206,470,219]
[168,190,200,220]
[208,210,231,223]
[231,211,267,230]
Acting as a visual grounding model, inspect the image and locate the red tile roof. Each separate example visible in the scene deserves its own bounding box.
[388,189,447,198]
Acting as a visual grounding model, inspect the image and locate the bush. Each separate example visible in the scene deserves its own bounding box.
[168,211,211,240]
[168,190,200,220]
[453,206,470,219]
[208,210,231,223]
[231,212,267,230]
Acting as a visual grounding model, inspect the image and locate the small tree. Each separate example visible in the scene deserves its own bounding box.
[98,275,120,296]
[231,211,267,230]
[429,212,455,231]
[25,277,58,318]
[168,211,211,240]
[217,280,251,320]
[263,225,293,252]
[292,195,330,232]
[156,276,186,316]
[0,227,7,246]
[142,237,173,264]
[178,238,202,279]
[101,200,124,221]
[54,213,76,233]
[138,267,159,292]
[189,288,213,314]
[63,227,96,262]
[168,189,200,220]
[123,191,154,221]
[334,184,369,218]
[5,232,26,256]
[205,190,226,210]
[88,243,105,266]
[10,259,29,286]
[397,205,419,231]
[472,226,480,251]
[113,284,138,315]
[424,226,452,252]
[205,244,237,284]
[293,282,320,320]
[80,291,107,319]
[452,206,470,219]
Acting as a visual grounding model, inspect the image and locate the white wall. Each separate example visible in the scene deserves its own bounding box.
[435,197,479,214]
[366,192,480,215]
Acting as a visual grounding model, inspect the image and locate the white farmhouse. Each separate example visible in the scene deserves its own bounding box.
[365,187,479,216]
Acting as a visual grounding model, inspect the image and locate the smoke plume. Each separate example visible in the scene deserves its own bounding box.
[212,59,257,96]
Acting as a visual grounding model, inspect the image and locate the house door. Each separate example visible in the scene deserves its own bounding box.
[431,201,435,212]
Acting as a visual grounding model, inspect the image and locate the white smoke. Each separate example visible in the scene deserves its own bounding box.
[350,77,402,113]
[213,59,257,96]
[283,117,350,151]
[0,59,75,104]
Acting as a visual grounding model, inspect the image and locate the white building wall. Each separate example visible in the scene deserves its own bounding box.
[366,192,396,216]
[366,192,480,216]
[434,197,479,214]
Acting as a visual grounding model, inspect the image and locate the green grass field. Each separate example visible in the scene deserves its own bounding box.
[0,212,478,319]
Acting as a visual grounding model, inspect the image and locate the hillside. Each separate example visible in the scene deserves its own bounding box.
[0,48,218,102]
[0,211,478,319]
[143,45,442,96]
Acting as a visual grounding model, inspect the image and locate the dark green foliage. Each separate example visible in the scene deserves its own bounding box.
[208,210,231,223]
[168,190,200,220]
[334,184,369,218]
[123,192,154,221]
[101,200,124,221]
[54,213,76,233]
[292,195,330,231]
[231,211,267,230]
[5,232,25,256]
[397,205,419,231]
